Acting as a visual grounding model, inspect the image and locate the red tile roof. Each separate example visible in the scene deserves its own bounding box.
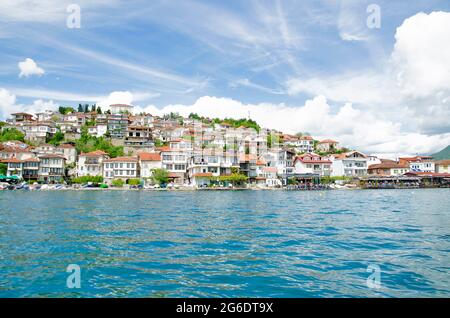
[81,150,109,157]
[318,139,338,144]
[138,152,161,161]
[103,156,138,163]
[368,162,408,170]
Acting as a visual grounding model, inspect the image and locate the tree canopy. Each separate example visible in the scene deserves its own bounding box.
[75,126,124,158]
[0,128,25,142]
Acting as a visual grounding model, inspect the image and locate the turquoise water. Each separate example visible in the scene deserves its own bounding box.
[0,189,449,297]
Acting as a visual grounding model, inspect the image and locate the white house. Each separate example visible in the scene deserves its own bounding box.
[399,156,435,172]
[103,156,139,182]
[330,151,368,177]
[110,104,134,114]
[294,153,332,176]
[77,150,110,177]
[138,152,162,179]
[283,135,314,153]
[38,154,66,182]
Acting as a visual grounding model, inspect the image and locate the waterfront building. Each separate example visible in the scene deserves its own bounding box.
[294,153,332,176]
[77,150,110,177]
[239,153,258,183]
[38,154,66,182]
[255,160,280,187]
[330,151,368,177]
[138,152,162,179]
[103,156,139,182]
[368,160,410,176]
[399,156,435,172]
[435,160,450,173]
[3,157,40,180]
[187,149,239,187]
[159,145,189,185]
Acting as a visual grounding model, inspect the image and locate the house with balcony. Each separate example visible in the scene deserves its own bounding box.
[38,154,66,183]
[239,153,258,184]
[283,135,315,153]
[268,148,296,179]
[330,151,368,177]
[399,156,435,172]
[9,112,34,123]
[107,113,130,139]
[294,153,332,176]
[124,125,154,148]
[3,157,40,180]
[21,122,58,144]
[159,146,189,185]
[103,156,139,183]
[77,150,110,177]
[187,149,239,186]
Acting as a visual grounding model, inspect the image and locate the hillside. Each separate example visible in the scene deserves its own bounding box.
[432,145,450,160]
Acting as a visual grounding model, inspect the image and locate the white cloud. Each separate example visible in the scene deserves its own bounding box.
[391,11,450,98]
[0,88,57,119]
[18,58,45,78]
[139,95,450,155]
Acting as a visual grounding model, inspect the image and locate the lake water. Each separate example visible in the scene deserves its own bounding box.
[0,189,449,297]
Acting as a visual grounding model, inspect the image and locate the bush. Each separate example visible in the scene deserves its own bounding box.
[71,175,104,184]
[112,179,125,187]
[127,178,141,185]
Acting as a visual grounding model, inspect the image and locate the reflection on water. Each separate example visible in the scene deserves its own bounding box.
[0,189,449,297]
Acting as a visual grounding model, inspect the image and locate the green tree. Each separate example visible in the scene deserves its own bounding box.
[75,125,124,158]
[91,104,96,113]
[0,163,7,175]
[152,168,169,185]
[58,106,75,115]
[97,106,102,114]
[47,131,65,146]
[0,128,25,142]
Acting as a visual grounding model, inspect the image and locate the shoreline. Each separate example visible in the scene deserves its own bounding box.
[2,186,448,192]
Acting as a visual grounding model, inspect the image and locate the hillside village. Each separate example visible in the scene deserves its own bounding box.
[0,103,449,189]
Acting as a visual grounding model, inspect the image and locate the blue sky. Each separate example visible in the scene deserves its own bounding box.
[1,0,450,156]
